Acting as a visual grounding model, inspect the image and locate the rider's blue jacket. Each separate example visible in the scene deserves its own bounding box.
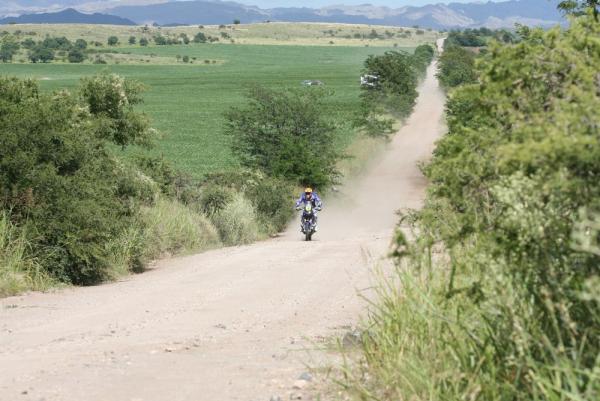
[295,192,322,209]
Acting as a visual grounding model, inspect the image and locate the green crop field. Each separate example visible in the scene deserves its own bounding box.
[0,24,432,176]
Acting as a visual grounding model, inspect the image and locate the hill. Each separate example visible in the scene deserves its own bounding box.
[105,0,563,29]
[0,8,135,25]
[0,0,565,29]
[109,1,265,26]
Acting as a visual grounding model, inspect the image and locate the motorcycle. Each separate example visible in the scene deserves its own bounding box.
[299,203,318,241]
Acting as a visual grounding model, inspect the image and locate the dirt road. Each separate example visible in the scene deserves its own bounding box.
[0,46,445,401]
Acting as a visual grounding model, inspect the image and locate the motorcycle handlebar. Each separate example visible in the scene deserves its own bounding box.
[296,207,322,211]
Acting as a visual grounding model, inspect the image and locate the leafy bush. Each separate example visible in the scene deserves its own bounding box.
[74,38,87,49]
[107,36,119,46]
[225,86,341,188]
[153,35,167,45]
[358,46,434,137]
[436,44,476,88]
[446,29,486,47]
[202,170,295,235]
[340,14,600,401]
[21,37,35,49]
[244,176,295,233]
[0,36,20,62]
[132,154,194,200]
[28,45,54,63]
[0,74,154,285]
[193,32,207,43]
[362,51,417,115]
[412,43,435,73]
[199,185,235,217]
[79,73,154,148]
[67,48,86,63]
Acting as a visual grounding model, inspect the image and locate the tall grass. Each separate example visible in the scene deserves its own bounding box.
[104,197,221,280]
[338,227,600,401]
[141,197,221,257]
[211,193,260,246]
[0,212,54,297]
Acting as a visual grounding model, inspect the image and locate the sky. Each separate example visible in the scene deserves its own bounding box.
[9,0,501,11]
[234,0,476,6]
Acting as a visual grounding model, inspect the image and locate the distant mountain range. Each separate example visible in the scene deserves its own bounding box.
[0,8,135,25]
[0,0,565,29]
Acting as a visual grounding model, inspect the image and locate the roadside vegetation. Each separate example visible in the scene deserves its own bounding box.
[357,44,434,137]
[445,27,517,47]
[338,10,599,401]
[436,44,477,88]
[0,73,294,295]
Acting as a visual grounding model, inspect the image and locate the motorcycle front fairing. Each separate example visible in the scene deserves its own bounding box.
[301,204,316,232]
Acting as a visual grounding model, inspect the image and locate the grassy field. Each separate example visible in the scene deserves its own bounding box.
[1,22,439,47]
[0,23,435,176]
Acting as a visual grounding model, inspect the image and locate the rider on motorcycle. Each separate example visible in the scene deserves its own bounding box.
[295,187,322,231]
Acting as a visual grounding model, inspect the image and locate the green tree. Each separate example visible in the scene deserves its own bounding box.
[361,51,418,121]
[74,38,87,49]
[447,29,486,46]
[233,19,241,24]
[28,45,54,63]
[0,36,20,62]
[153,35,167,45]
[139,37,149,46]
[42,36,71,50]
[0,74,154,284]
[411,43,435,73]
[179,33,190,44]
[21,38,36,49]
[128,36,136,45]
[357,47,433,137]
[79,73,154,148]
[193,32,207,43]
[436,44,477,88]
[558,0,599,20]
[67,48,86,63]
[107,36,119,46]
[225,86,340,187]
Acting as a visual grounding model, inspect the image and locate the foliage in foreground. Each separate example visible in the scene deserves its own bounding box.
[0,74,224,294]
[340,13,600,401]
[0,74,155,285]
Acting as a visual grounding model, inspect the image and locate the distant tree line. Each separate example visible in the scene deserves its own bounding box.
[0,28,227,65]
[437,27,523,90]
[446,27,518,47]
